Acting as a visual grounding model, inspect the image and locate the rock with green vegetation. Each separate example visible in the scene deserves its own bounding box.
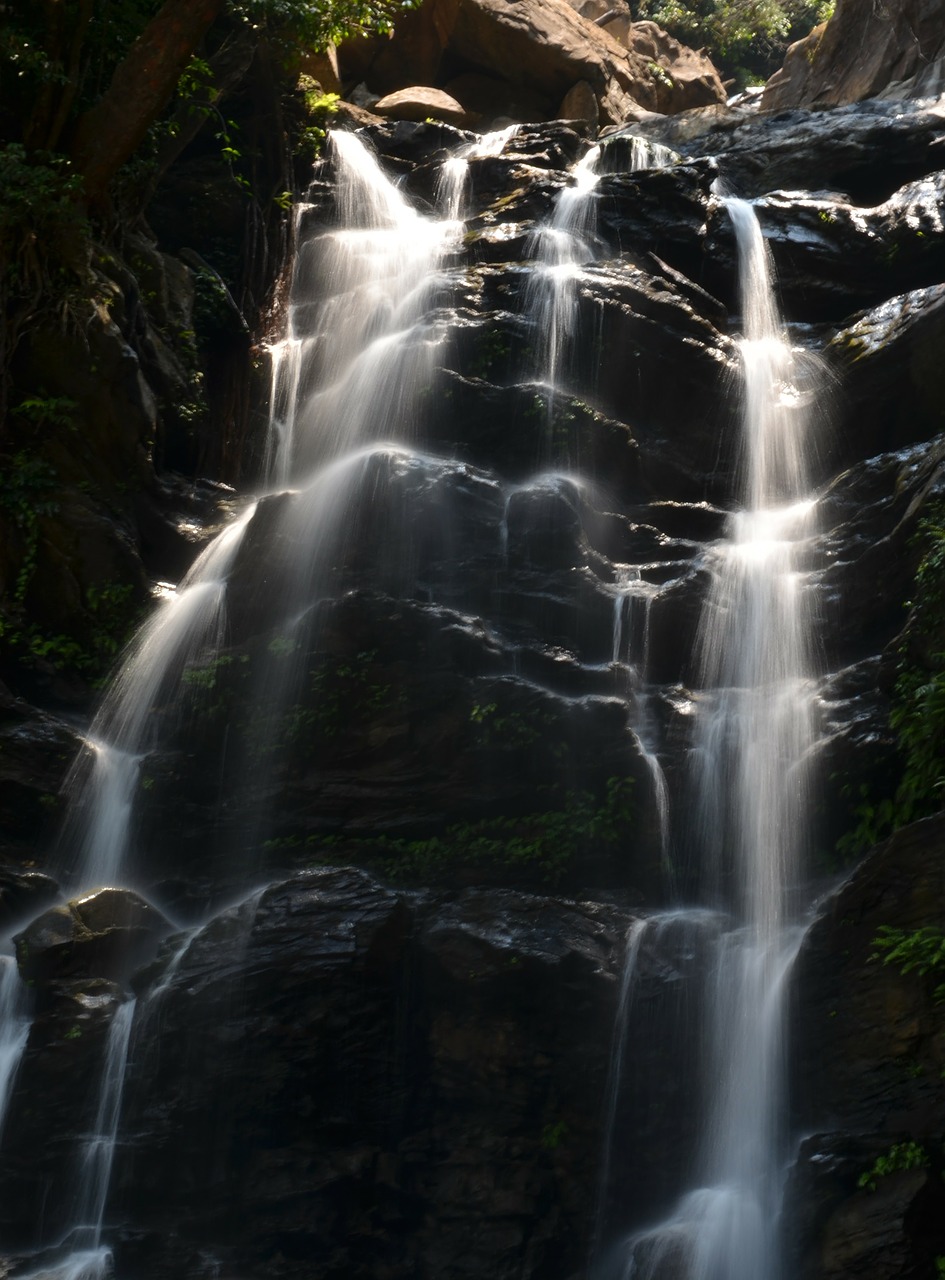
[783,813,945,1275]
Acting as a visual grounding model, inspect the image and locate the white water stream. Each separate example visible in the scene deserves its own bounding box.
[601,198,821,1280]
[0,953,29,1140]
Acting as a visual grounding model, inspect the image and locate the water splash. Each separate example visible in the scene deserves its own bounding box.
[266,130,462,485]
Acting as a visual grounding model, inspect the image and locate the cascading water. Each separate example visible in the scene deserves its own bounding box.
[0,954,28,1139]
[0,116,832,1280]
[602,197,821,1280]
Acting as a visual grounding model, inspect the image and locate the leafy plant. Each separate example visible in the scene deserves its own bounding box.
[857,1141,928,1192]
[836,502,945,855]
[869,926,945,1003]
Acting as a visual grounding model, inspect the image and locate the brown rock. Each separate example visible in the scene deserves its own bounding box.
[294,44,342,95]
[622,21,727,113]
[762,0,945,109]
[444,71,550,124]
[428,0,663,124]
[374,85,478,126]
[559,79,600,128]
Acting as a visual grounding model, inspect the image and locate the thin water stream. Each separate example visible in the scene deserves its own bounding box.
[600,197,822,1280]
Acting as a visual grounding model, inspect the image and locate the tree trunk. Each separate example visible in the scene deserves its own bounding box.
[71,0,226,203]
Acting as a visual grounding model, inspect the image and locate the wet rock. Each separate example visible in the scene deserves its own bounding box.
[826,286,945,458]
[98,870,637,1280]
[0,869,59,932]
[792,813,945,1141]
[621,97,945,207]
[703,176,945,323]
[784,1132,945,1280]
[15,888,170,986]
[0,698,79,860]
[0,978,128,1248]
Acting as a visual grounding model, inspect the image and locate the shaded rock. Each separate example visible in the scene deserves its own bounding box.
[784,1133,945,1280]
[0,978,128,1249]
[559,78,600,129]
[15,888,170,986]
[0,869,59,932]
[374,85,478,126]
[0,698,79,859]
[428,0,664,124]
[90,871,629,1280]
[792,813,945,1140]
[445,71,550,125]
[763,0,945,111]
[826,286,945,459]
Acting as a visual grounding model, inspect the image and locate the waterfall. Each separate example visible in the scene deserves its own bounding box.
[22,998,136,1280]
[0,954,29,1140]
[527,143,601,410]
[0,120,831,1277]
[601,199,821,1279]
[59,504,256,893]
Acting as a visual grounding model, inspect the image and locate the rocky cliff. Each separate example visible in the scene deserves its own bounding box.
[1,4,945,1278]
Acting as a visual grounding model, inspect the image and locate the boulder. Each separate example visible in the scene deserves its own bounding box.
[618,21,727,114]
[427,0,664,123]
[15,887,170,986]
[374,85,478,126]
[559,78,600,129]
[762,0,945,110]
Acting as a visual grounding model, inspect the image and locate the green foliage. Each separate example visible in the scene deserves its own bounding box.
[635,0,834,86]
[837,503,945,856]
[294,76,340,156]
[540,1120,568,1151]
[856,1141,928,1192]
[0,144,87,292]
[231,0,421,52]
[0,451,59,603]
[339,776,634,885]
[869,925,945,1003]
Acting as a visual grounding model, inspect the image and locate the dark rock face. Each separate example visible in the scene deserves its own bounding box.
[107,870,630,1279]
[783,815,945,1279]
[3,93,945,1280]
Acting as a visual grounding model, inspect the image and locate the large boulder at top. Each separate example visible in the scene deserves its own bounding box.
[339,0,727,126]
[762,0,945,110]
[374,85,477,126]
[15,887,170,986]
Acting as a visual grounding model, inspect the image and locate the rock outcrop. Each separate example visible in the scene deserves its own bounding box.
[336,0,727,126]
[784,815,945,1279]
[762,0,945,110]
[3,60,945,1280]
